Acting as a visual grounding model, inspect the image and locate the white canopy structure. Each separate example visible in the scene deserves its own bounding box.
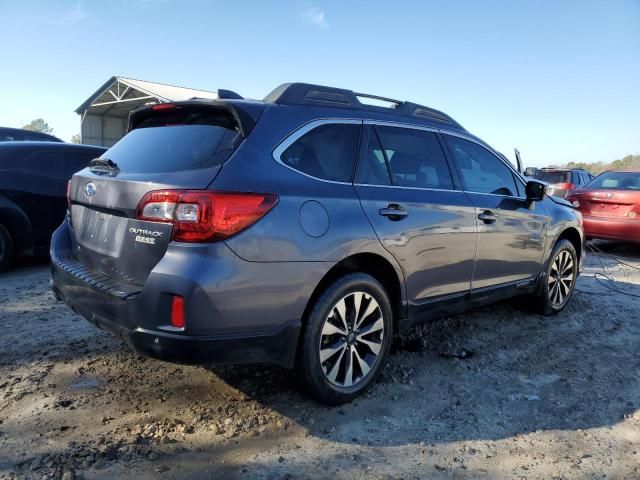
[76,76,218,147]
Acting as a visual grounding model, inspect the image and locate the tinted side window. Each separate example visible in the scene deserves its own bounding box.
[25,133,46,142]
[0,133,21,141]
[445,136,518,196]
[280,123,360,182]
[374,126,453,189]
[13,151,66,179]
[355,128,392,186]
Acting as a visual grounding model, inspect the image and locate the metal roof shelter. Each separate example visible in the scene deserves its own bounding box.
[76,76,218,147]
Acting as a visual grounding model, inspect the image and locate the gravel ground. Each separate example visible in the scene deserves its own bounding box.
[1,242,639,480]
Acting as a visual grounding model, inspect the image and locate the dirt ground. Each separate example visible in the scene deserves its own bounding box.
[1,242,639,480]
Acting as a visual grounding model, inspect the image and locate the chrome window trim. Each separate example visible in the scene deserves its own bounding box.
[271,118,362,186]
[363,119,439,133]
[352,182,461,194]
[271,117,530,199]
[439,129,528,200]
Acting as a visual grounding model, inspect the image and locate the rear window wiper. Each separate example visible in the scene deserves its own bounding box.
[89,157,120,176]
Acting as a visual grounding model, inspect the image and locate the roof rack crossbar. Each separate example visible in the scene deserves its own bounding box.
[264,83,463,129]
[353,92,402,106]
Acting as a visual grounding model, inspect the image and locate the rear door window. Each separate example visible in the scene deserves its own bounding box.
[367,126,453,189]
[0,133,21,141]
[280,123,361,182]
[445,135,518,196]
[13,151,66,178]
[355,128,392,186]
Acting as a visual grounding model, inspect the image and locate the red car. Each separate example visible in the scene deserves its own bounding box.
[569,170,640,242]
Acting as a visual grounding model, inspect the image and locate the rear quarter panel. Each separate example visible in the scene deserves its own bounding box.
[211,106,407,300]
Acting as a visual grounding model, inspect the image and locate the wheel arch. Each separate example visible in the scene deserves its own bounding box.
[301,252,406,335]
[556,226,582,263]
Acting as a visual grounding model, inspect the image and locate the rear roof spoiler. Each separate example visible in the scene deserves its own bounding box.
[127,98,264,138]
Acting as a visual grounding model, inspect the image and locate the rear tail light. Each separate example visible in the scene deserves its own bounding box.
[553,183,575,191]
[136,190,278,242]
[66,180,72,209]
[151,103,177,111]
[170,295,185,329]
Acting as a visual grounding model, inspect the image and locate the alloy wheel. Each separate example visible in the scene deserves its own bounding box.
[319,291,385,388]
[548,250,575,307]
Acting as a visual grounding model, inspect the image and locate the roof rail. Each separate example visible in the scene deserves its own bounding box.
[263,83,462,128]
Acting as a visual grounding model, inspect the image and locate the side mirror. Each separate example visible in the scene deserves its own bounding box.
[525,180,546,202]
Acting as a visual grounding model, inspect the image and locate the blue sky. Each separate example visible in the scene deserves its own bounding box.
[0,0,638,167]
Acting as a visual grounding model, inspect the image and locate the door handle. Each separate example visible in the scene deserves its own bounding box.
[478,210,497,224]
[379,204,408,220]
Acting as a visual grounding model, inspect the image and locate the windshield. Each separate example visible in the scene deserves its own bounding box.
[587,171,640,191]
[535,171,570,184]
[101,123,240,174]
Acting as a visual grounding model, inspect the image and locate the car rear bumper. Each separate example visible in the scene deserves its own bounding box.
[583,215,640,243]
[50,273,299,366]
[49,220,323,368]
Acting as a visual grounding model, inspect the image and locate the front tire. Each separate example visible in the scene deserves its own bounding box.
[295,273,393,405]
[0,224,14,272]
[531,239,578,315]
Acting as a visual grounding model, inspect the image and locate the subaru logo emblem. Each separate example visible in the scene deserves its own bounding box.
[84,182,96,198]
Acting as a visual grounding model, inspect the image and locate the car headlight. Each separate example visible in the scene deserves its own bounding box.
[572,200,580,208]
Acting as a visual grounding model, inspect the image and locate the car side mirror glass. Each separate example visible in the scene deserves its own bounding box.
[525,180,546,202]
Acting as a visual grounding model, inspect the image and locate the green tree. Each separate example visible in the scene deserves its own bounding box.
[22,119,53,134]
[553,155,640,174]
[70,134,81,144]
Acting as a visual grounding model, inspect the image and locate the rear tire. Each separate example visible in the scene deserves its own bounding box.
[0,224,14,272]
[295,273,393,405]
[530,239,578,315]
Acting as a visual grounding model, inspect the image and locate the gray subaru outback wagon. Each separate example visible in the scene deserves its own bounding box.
[51,83,583,404]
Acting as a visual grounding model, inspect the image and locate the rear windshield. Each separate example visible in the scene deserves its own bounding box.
[535,171,570,184]
[588,171,640,191]
[100,111,240,174]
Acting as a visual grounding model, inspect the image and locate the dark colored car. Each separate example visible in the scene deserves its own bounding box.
[569,170,640,243]
[0,127,63,143]
[51,83,584,404]
[0,142,106,270]
[534,168,594,198]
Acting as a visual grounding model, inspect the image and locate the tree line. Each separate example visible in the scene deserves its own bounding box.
[552,154,640,174]
[21,118,80,143]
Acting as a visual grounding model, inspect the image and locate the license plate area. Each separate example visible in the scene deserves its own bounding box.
[588,202,631,217]
[70,205,173,285]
